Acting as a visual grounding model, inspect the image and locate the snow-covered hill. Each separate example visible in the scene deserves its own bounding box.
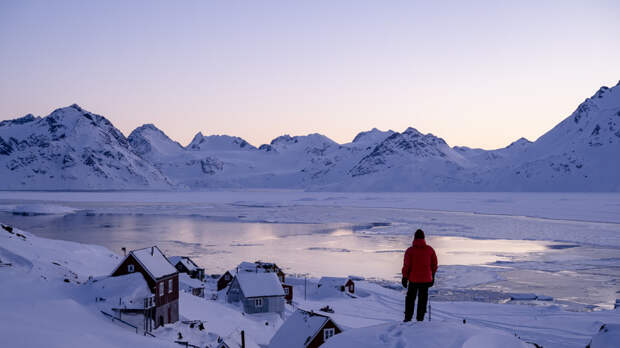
[2,81,619,191]
[0,105,172,190]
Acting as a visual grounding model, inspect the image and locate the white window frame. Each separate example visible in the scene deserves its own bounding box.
[284,287,289,295]
[324,328,335,341]
[254,298,263,308]
[159,282,164,297]
[168,279,173,293]
[127,264,134,272]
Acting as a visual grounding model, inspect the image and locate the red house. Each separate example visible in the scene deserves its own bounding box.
[282,284,293,304]
[111,246,179,328]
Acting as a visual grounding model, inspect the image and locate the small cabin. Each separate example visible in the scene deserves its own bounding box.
[179,273,205,298]
[217,271,234,291]
[111,246,179,328]
[268,309,342,348]
[226,272,285,314]
[318,277,355,294]
[169,256,205,281]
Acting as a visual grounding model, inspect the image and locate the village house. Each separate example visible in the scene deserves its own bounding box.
[226,272,285,314]
[111,246,179,328]
[179,273,205,298]
[268,309,342,348]
[318,277,355,294]
[169,256,205,281]
[217,271,234,291]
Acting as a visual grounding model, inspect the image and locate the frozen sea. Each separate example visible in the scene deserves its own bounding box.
[0,191,618,311]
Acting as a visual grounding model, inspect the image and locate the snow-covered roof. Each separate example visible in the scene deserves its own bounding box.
[318,277,351,287]
[179,273,204,290]
[169,256,200,271]
[237,261,261,272]
[269,309,338,348]
[235,272,285,298]
[114,246,177,280]
[87,273,152,310]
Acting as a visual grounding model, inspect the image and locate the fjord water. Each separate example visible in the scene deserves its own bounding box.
[0,211,555,280]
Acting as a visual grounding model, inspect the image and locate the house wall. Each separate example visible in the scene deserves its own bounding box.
[226,278,242,303]
[112,255,156,290]
[308,319,342,348]
[154,299,179,327]
[242,296,284,314]
[155,274,179,307]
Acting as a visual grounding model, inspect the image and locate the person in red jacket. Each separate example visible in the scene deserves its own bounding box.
[401,229,438,322]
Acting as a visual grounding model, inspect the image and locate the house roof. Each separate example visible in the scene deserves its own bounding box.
[169,256,200,271]
[88,273,152,310]
[112,246,177,280]
[234,272,285,298]
[269,309,339,348]
[318,277,352,287]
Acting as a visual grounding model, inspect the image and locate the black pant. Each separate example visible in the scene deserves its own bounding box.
[405,283,430,322]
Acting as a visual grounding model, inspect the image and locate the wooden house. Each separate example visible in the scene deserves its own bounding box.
[318,277,355,294]
[226,272,285,314]
[282,284,293,304]
[268,309,342,348]
[169,256,205,281]
[217,271,234,291]
[111,246,179,328]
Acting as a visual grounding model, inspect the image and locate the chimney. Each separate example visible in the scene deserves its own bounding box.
[151,247,154,256]
[121,247,126,257]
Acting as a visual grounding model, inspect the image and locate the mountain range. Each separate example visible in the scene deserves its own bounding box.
[1,81,619,191]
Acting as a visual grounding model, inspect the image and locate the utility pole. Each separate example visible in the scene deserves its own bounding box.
[241,330,245,348]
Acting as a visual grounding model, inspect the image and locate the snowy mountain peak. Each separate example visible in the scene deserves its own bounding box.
[187,132,255,151]
[0,105,172,189]
[128,123,184,159]
[507,137,532,148]
[351,128,395,145]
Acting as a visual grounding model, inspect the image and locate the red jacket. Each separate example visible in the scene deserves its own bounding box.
[402,239,438,283]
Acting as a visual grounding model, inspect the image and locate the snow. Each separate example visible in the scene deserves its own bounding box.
[85,273,152,310]
[322,321,532,348]
[588,324,620,348]
[318,277,351,288]
[121,246,178,279]
[234,272,285,298]
[268,309,338,348]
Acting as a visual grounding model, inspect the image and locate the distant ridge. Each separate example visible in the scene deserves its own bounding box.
[1,82,619,191]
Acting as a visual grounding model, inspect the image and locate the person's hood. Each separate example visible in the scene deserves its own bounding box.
[412,238,427,247]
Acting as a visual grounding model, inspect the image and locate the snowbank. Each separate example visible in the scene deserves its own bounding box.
[587,324,620,348]
[322,321,533,348]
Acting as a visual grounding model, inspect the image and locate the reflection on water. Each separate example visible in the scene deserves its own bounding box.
[0,212,554,280]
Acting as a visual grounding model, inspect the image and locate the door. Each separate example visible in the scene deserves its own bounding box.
[158,316,164,327]
[168,306,171,323]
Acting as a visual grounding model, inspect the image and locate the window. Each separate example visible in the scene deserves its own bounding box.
[159,282,164,297]
[127,264,134,272]
[225,274,230,280]
[168,279,173,293]
[284,287,289,295]
[324,328,335,341]
[254,298,263,308]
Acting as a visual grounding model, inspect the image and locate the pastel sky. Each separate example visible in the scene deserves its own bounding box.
[1,1,619,149]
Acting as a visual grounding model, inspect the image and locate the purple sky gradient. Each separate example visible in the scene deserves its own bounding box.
[1,0,619,149]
